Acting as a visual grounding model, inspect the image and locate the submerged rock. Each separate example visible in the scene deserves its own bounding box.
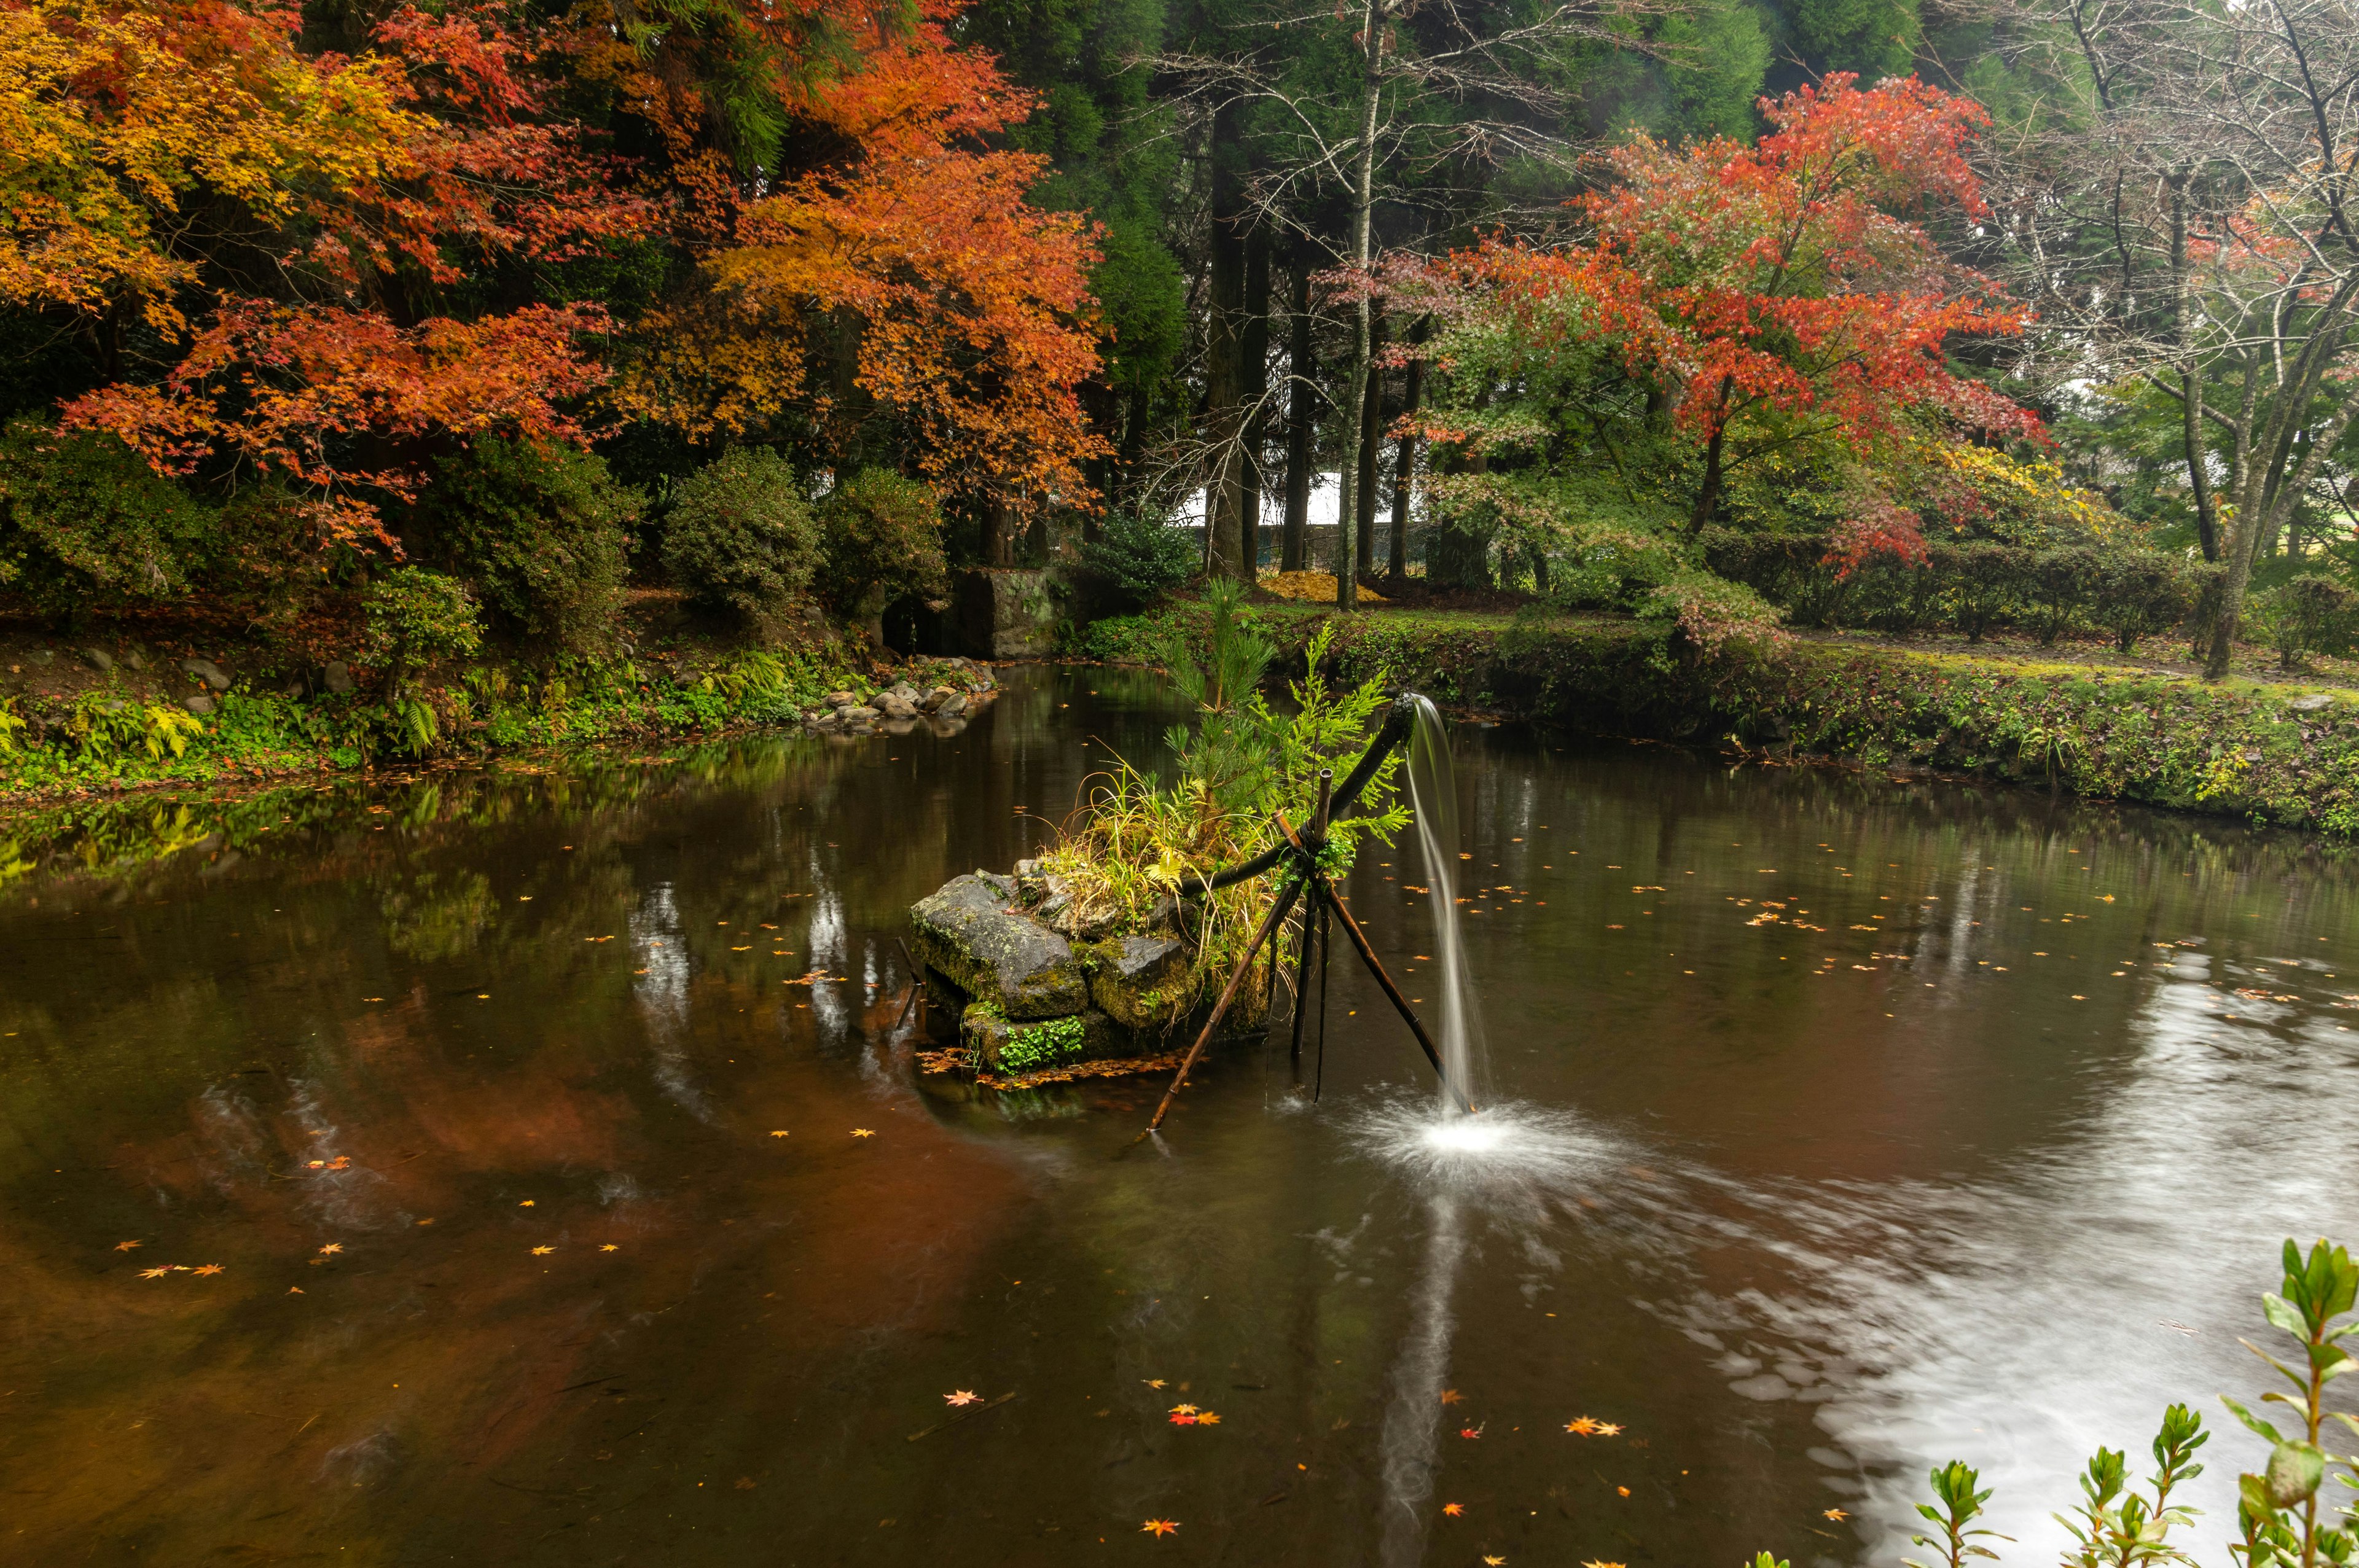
[910,873,1087,1019]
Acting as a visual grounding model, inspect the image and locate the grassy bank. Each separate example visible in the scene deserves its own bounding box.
[1069,604,2359,836]
[0,600,954,805]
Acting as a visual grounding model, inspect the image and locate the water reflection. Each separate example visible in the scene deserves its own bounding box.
[4,668,2359,1566]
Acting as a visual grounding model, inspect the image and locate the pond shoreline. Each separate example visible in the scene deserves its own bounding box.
[1069,604,2359,838]
[0,633,995,813]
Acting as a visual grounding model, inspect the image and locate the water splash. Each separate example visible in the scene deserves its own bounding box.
[1404,695,1487,1114]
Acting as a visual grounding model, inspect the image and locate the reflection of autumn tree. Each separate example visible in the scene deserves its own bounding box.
[379,869,497,962]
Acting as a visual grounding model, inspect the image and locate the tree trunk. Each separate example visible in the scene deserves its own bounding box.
[2169,171,2220,562]
[1283,261,1315,572]
[2206,285,2359,679]
[1686,381,1731,536]
[1205,102,1248,580]
[1355,310,1387,581]
[1426,388,1491,589]
[980,497,1012,568]
[1241,228,1270,578]
[1333,0,1382,612]
[1388,328,1422,584]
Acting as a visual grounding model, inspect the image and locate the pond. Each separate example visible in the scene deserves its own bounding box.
[5,665,2358,1567]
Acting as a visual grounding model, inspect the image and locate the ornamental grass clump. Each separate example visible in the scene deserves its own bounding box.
[1039,580,1409,1018]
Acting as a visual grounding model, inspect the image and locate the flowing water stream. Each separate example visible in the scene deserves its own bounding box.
[7,665,2359,1567]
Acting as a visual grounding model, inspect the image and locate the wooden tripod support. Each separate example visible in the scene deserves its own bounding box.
[1143,724,1474,1132]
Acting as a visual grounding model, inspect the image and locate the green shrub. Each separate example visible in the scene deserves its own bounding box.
[2023,544,2099,646]
[2250,574,2358,670]
[420,439,640,654]
[1937,543,2028,642]
[661,448,820,623]
[0,417,220,614]
[1074,508,1197,611]
[817,469,948,627]
[362,568,482,681]
[2092,552,2192,654]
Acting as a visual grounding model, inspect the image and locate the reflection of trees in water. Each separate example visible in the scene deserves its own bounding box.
[380,870,497,962]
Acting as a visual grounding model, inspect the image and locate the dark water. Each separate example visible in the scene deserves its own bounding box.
[7,665,2359,1568]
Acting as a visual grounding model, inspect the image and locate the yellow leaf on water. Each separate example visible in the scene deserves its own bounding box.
[1141,1520,1179,1537]
[531,1246,555,1256]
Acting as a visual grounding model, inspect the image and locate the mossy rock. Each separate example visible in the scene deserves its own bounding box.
[961,1003,1120,1074]
[910,872,1088,1019]
[1082,933,1189,1029]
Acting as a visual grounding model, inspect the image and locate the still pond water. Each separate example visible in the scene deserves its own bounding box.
[5,666,2358,1567]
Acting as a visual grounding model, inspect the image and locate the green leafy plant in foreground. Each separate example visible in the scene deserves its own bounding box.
[1765,1239,2359,1568]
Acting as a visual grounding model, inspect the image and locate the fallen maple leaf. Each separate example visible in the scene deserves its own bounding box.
[114,1240,142,1252]
[1439,1389,1463,1405]
[770,1130,790,1138]
[945,1391,982,1406]
[1823,1508,1848,1521]
[288,1286,303,1294]
[192,1264,224,1276]
[1195,1411,1221,1426]
[518,1199,535,1207]
[851,1128,876,1137]
[531,1245,555,1255]
[1582,1561,1626,1567]
[1168,1413,1197,1426]
[1459,1427,1482,1440]
[417,1218,434,1226]
[1616,1486,1630,1497]
[1593,1421,1624,1436]
[1141,1520,1180,1537]
[1484,1557,1506,1566]
[1565,1416,1602,1435]
[1442,1503,1465,1517]
[318,1243,342,1256]
[600,1244,619,1252]
[1168,1404,1198,1416]
[1143,1379,1165,1389]
[139,1265,172,1279]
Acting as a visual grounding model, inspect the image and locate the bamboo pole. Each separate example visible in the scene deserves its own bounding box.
[1145,878,1305,1133]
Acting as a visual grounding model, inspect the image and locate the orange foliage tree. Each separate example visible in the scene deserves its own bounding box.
[609,0,1108,525]
[3,0,1107,554]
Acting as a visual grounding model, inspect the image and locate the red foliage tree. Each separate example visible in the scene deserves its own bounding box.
[1460,75,2041,552]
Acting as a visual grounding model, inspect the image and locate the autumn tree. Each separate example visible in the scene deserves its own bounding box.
[1404,76,2049,641]
[610,0,1109,551]
[1,0,655,555]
